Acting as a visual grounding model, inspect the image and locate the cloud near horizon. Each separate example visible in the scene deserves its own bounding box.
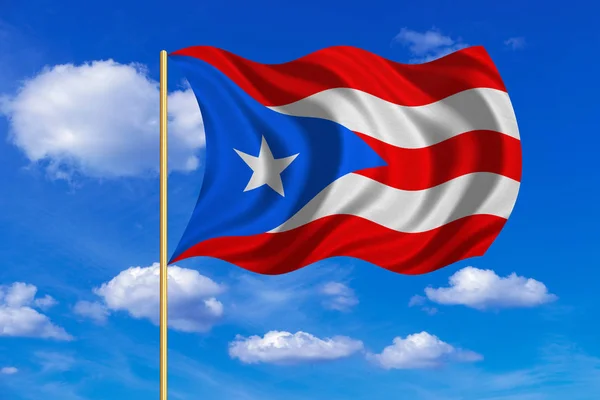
[368,331,483,369]
[0,282,72,341]
[416,266,557,310]
[92,263,224,333]
[229,330,364,364]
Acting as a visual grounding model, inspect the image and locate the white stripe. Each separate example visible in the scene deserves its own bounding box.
[269,88,519,148]
[269,173,520,233]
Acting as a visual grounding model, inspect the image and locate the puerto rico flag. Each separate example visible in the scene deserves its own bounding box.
[168,45,521,275]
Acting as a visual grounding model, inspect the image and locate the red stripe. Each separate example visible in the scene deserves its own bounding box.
[170,46,506,107]
[355,130,522,190]
[170,215,506,275]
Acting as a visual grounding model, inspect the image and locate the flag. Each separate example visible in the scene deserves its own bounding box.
[168,45,521,275]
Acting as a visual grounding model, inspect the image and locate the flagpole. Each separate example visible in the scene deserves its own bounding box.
[159,49,168,400]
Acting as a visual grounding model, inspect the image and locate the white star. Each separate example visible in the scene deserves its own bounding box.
[234,136,299,197]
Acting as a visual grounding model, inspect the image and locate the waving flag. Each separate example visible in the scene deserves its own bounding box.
[168,45,521,275]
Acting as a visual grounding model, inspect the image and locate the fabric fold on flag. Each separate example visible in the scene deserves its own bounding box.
[169,45,521,275]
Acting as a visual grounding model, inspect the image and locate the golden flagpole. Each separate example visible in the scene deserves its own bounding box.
[159,49,169,400]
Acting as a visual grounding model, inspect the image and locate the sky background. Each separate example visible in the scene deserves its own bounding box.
[1,0,599,399]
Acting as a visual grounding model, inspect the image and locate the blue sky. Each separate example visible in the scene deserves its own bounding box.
[1,1,599,399]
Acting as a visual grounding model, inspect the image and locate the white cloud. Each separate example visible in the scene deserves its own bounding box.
[0,59,204,180]
[422,266,557,310]
[224,266,351,327]
[320,282,358,312]
[505,37,526,50]
[408,295,438,315]
[35,351,75,372]
[229,330,364,365]
[394,27,469,62]
[421,306,438,315]
[73,300,109,324]
[3,282,37,306]
[408,295,426,307]
[94,263,224,332]
[368,331,482,369]
[361,339,600,399]
[0,366,18,375]
[34,295,57,310]
[0,282,72,340]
